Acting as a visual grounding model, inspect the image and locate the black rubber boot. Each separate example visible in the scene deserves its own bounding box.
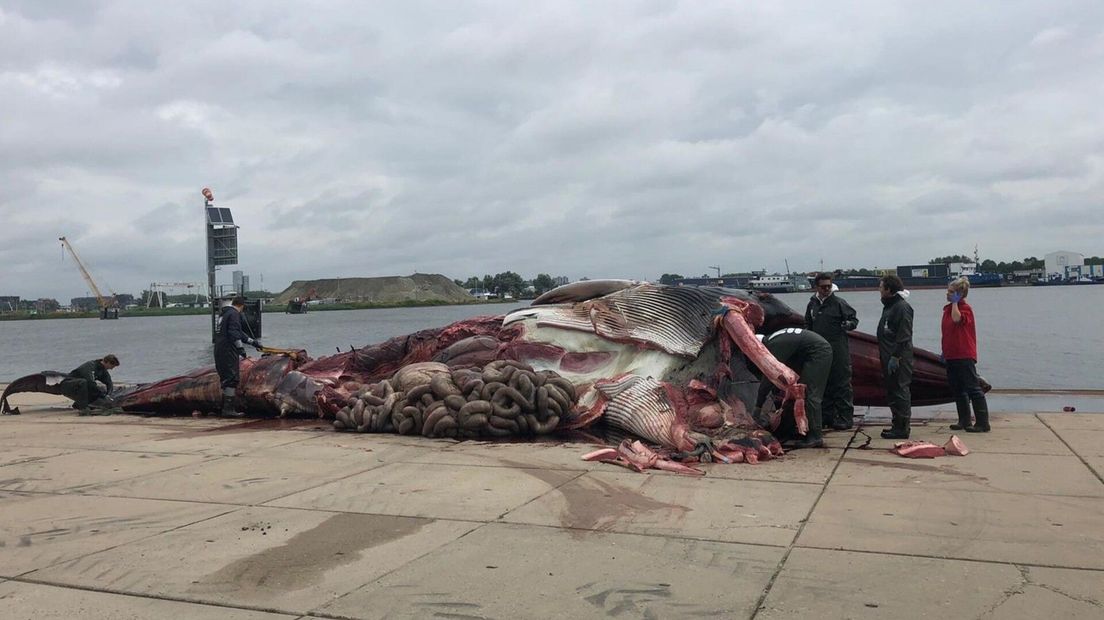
[881,414,910,439]
[965,397,990,432]
[950,396,973,430]
[220,389,245,418]
[831,419,854,431]
[781,436,825,450]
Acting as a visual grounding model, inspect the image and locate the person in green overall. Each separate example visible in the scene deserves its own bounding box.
[877,275,914,439]
[59,354,119,415]
[754,328,832,449]
[804,273,859,430]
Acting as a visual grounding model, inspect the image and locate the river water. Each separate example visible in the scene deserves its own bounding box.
[2,285,1101,394]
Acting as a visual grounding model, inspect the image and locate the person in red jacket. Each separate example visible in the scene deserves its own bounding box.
[942,277,990,432]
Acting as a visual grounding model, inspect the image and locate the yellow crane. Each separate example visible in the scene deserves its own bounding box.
[59,236,120,319]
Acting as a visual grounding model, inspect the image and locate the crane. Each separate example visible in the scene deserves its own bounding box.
[59,236,119,319]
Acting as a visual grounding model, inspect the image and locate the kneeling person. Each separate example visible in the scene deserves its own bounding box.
[60,354,120,415]
[755,328,832,449]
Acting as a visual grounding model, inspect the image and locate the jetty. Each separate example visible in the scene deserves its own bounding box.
[1,390,1101,618]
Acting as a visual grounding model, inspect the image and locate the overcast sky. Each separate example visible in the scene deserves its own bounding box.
[2,1,1102,301]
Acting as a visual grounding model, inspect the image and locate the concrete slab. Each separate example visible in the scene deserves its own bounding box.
[0,492,232,577]
[321,522,784,619]
[0,581,299,620]
[1048,428,1104,458]
[404,438,612,471]
[703,446,843,485]
[858,424,1074,456]
[0,422,178,450]
[1005,565,1104,618]
[833,450,1104,497]
[757,547,1104,619]
[119,426,327,456]
[266,462,580,521]
[1086,457,1104,481]
[1037,413,1104,430]
[820,429,859,448]
[0,450,215,494]
[30,506,477,614]
[859,412,1047,430]
[799,485,1104,569]
[83,452,387,504]
[502,470,821,546]
[252,435,450,465]
[305,430,460,451]
[0,447,73,467]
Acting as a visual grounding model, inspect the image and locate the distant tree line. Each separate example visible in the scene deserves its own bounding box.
[453,272,567,298]
[929,255,1045,274]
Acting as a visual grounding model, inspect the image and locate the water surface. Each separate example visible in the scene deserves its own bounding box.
[2,286,1100,392]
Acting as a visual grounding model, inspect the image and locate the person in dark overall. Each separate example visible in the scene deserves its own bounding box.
[214,297,262,417]
[804,272,859,431]
[754,327,833,449]
[942,277,991,432]
[60,354,119,415]
[877,275,914,439]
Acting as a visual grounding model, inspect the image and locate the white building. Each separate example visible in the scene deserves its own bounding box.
[948,262,977,276]
[1044,251,1084,280]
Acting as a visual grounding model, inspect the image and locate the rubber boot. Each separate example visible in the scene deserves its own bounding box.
[220,388,245,418]
[880,414,910,439]
[950,396,973,430]
[965,397,990,432]
[781,436,825,450]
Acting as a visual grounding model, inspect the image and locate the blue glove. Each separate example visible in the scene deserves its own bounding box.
[950,292,962,304]
[887,357,899,375]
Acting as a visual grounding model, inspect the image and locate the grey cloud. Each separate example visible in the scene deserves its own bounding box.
[2,0,1103,300]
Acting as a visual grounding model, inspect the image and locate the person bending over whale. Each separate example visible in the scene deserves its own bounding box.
[753,328,832,449]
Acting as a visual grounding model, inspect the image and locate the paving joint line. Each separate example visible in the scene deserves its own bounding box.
[819,480,1104,500]
[307,521,499,618]
[5,575,306,618]
[749,426,855,619]
[790,543,1104,572]
[1036,413,1104,485]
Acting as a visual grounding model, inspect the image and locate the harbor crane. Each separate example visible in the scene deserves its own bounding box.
[59,236,120,319]
[146,282,208,308]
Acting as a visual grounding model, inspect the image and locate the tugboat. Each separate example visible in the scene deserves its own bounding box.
[748,260,811,293]
[285,287,316,314]
[958,245,1003,287]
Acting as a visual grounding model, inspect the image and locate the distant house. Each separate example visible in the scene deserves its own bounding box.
[468,288,495,299]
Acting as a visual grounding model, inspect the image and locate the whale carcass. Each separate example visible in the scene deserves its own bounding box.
[2,282,957,471]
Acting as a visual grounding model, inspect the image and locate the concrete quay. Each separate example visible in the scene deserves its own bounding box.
[1,390,1102,619]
